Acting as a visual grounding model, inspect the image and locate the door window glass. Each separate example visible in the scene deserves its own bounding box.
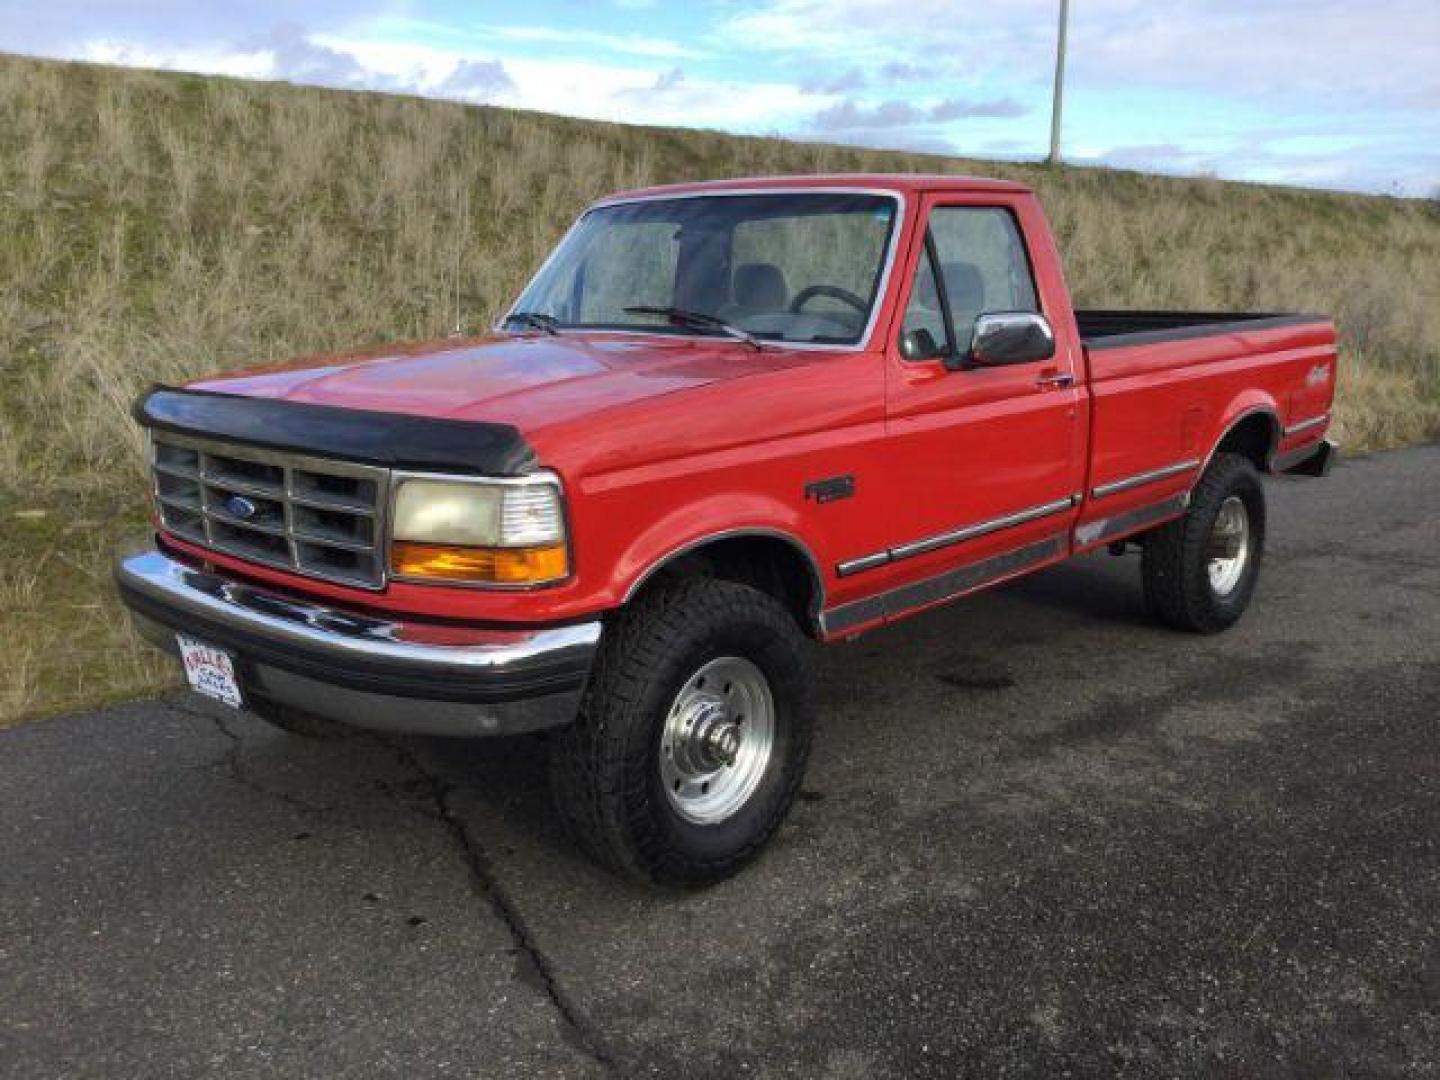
[929,208,1039,350]
[900,245,949,357]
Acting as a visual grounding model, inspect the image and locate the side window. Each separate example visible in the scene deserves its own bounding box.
[929,207,1039,351]
[900,242,950,356]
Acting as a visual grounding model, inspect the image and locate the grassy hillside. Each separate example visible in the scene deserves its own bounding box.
[2,53,1438,725]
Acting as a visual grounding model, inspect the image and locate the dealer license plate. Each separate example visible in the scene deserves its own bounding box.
[177,634,243,709]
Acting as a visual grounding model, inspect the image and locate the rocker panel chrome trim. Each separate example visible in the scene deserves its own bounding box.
[822,535,1067,636]
[835,494,1079,577]
[1073,494,1189,549]
[890,496,1078,561]
[1283,413,1329,438]
[835,551,892,578]
[1091,459,1200,499]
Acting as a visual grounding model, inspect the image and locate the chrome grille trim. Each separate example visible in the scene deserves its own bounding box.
[149,431,391,590]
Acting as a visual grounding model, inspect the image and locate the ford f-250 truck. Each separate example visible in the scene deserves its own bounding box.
[117,174,1337,885]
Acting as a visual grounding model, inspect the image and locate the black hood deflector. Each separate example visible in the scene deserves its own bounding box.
[134,387,538,476]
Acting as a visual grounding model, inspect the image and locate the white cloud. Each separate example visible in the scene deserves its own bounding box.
[436,59,515,102]
[80,40,271,81]
[727,0,1440,113]
[428,22,707,61]
[809,96,1025,132]
[242,23,370,88]
[1067,0,1440,110]
[799,68,867,95]
[315,35,816,130]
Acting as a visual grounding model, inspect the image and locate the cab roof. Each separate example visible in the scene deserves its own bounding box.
[595,173,1032,205]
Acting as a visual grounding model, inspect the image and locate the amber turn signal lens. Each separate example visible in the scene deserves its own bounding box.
[391,542,569,584]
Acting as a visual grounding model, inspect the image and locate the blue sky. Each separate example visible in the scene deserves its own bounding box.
[2,0,1437,195]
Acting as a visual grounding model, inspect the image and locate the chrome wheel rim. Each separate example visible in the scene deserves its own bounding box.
[1206,495,1251,597]
[660,656,776,825]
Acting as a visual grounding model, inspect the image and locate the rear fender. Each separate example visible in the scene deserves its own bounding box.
[1203,392,1282,476]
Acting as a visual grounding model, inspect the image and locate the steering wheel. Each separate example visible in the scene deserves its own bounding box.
[788,285,868,315]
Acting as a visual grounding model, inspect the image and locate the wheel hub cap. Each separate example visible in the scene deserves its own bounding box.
[660,656,776,825]
[1206,495,1251,597]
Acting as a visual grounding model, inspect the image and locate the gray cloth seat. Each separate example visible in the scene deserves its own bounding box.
[719,262,789,324]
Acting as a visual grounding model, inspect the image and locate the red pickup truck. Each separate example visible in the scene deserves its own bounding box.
[117,174,1337,884]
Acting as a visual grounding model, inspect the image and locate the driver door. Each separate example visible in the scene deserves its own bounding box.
[882,196,1084,586]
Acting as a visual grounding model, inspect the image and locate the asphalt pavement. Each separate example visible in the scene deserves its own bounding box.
[2,444,1437,1078]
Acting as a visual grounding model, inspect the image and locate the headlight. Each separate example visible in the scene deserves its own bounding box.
[389,473,569,586]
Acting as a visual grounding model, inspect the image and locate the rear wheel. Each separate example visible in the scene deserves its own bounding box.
[548,577,814,886]
[1142,452,1266,634]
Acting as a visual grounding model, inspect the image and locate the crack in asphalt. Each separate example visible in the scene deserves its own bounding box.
[373,735,625,1079]
[162,697,620,1074]
[166,699,336,815]
[208,712,338,815]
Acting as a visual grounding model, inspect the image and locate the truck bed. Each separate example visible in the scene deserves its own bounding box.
[1074,306,1337,554]
[1077,310,1322,349]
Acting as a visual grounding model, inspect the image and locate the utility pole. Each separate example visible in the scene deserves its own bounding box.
[1048,0,1070,165]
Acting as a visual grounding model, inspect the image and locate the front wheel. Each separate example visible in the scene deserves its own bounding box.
[548,577,815,886]
[1141,452,1266,633]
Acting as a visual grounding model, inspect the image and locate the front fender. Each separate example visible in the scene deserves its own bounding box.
[611,492,817,605]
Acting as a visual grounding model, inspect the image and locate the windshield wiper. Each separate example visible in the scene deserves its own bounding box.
[505,310,560,335]
[623,306,765,351]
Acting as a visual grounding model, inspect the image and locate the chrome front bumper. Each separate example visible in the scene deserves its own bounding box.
[115,545,602,737]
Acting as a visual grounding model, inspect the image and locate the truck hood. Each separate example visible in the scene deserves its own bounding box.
[187,332,772,430]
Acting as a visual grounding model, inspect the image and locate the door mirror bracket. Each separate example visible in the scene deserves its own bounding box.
[897,327,945,362]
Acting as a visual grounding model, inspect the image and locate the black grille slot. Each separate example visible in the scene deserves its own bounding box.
[205,454,284,494]
[150,434,389,589]
[156,471,201,509]
[292,469,376,512]
[212,520,291,562]
[162,505,206,545]
[155,443,199,474]
[296,540,380,587]
[293,504,375,547]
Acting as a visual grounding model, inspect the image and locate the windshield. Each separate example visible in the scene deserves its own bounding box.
[510,192,899,346]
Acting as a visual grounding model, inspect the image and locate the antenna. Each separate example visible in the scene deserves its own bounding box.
[451,177,470,337]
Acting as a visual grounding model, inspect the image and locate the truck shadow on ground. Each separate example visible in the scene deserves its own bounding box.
[359,555,1160,874]
[189,551,1206,901]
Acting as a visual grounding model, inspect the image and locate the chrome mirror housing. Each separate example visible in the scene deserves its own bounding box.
[970,312,1056,367]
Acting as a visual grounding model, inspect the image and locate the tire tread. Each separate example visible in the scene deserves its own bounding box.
[1141,452,1265,634]
[549,577,813,885]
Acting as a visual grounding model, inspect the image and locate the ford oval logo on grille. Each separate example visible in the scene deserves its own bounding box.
[225,495,258,520]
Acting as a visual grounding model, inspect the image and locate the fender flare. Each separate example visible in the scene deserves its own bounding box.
[619,517,827,626]
[1198,397,1282,480]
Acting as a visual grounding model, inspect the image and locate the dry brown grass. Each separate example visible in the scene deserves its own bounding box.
[2,52,1438,726]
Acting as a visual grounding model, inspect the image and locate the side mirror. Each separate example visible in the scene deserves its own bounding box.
[898,327,944,362]
[969,312,1056,367]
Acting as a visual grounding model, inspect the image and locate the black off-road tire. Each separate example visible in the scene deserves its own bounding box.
[1141,452,1266,634]
[247,698,351,740]
[548,577,815,886]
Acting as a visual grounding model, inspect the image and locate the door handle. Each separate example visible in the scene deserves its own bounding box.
[1036,370,1075,389]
